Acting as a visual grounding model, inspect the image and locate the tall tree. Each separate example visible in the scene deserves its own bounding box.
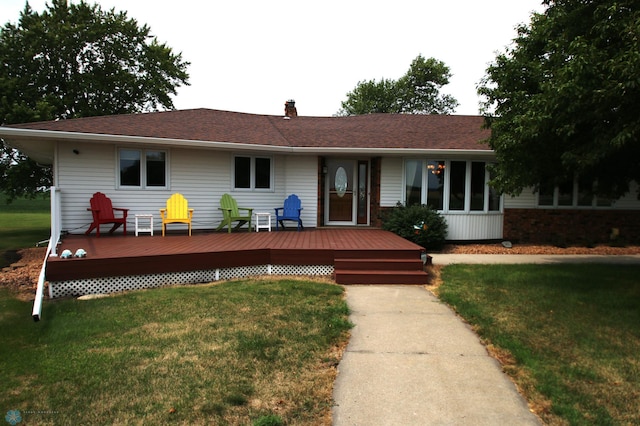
[338,55,458,116]
[479,0,640,199]
[0,0,190,201]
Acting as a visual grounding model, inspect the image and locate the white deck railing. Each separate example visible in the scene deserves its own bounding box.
[32,186,61,321]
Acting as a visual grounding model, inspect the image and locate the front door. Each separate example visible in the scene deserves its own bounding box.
[325,159,369,225]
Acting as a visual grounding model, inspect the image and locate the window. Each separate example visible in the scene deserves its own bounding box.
[470,162,486,211]
[405,159,422,206]
[538,181,554,206]
[558,180,573,206]
[119,149,141,186]
[255,157,271,189]
[118,148,167,188]
[426,160,444,210]
[537,177,613,208]
[449,161,466,210]
[234,156,272,190]
[403,159,501,213]
[234,157,251,188]
[488,179,501,211]
[146,151,166,187]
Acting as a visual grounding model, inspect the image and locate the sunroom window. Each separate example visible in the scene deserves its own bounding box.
[449,161,466,210]
[404,159,501,213]
[405,159,423,206]
[470,162,486,211]
[426,160,445,210]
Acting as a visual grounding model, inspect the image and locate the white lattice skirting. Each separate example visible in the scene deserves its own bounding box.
[48,264,335,298]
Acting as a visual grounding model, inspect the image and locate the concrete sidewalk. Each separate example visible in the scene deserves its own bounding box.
[332,285,540,425]
[431,253,640,265]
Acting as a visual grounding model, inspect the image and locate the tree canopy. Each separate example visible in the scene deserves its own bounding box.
[337,55,458,116]
[479,0,640,199]
[0,0,190,201]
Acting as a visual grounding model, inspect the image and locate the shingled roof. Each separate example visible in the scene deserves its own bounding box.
[5,108,491,151]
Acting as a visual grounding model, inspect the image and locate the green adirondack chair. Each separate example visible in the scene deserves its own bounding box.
[216,193,253,232]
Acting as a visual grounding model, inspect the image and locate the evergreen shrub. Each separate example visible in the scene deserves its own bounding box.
[382,203,448,251]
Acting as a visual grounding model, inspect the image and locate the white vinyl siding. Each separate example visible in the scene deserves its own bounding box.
[503,189,538,208]
[56,141,117,233]
[380,157,403,207]
[442,213,504,240]
[55,142,319,233]
[282,156,317,228]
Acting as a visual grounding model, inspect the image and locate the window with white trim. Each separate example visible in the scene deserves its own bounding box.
[404,159,501,213]
[234,155,272,190]
[118,148,168,189]
[537,177,613,207]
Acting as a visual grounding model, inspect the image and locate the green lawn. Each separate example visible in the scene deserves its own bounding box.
[437,264,640,425]
[0,193,50,267]
[0,279,351,425]
[2,193,638,424]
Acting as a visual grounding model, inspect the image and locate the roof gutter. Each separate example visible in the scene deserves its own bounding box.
[0,126,495,158]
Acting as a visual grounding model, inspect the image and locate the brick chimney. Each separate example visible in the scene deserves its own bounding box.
[284,99,297,117]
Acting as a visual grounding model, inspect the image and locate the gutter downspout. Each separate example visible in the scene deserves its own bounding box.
[32,186,60,322]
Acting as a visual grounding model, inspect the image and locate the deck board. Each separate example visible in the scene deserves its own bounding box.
[47,229,426,283]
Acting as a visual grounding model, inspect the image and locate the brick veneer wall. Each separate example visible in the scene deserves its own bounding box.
[504,208,640,244]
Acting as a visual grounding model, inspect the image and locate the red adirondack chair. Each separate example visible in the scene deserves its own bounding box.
[85,192,129,237]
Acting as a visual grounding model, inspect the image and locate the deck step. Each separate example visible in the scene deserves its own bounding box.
[335,249,423,260]
[334,270,429,285]
[334,258,425,271]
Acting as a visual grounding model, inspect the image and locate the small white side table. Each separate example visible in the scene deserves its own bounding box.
[135,214,154,236]
[254,212,271,232]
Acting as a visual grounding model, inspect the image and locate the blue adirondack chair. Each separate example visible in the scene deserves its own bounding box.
[275,194,303,231]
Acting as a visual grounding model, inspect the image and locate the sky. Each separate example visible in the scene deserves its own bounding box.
[2,0,546,117]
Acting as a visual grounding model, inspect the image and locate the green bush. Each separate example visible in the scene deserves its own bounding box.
[381,203,448,251]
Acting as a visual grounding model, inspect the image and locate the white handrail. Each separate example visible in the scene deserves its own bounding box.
[50,186,61,257]
[32,186,60,321]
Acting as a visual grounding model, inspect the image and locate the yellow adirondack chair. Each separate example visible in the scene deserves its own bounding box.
[160,193,194,236]
[215,193,253,233]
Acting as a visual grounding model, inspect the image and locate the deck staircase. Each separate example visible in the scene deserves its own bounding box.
[333,249,429,284]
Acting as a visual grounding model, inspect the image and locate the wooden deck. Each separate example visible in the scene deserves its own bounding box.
[46,229,429,292]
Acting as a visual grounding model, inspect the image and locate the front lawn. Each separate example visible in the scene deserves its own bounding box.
[436,264,640,425]
[0,279,351,425]
[0,193,50,267]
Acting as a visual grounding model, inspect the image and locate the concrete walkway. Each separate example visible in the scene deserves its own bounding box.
[332,254,640,425]
[332,285,540,425]
[431,253,640,265]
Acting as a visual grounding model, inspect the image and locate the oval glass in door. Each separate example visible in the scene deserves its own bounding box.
[335,167,348,197]
[328,160,354,222]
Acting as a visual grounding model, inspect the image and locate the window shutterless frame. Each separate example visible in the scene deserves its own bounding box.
[232,155,273,191]
[537,177,613,208]
[117,147,168,189]
[403,159,502,213]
